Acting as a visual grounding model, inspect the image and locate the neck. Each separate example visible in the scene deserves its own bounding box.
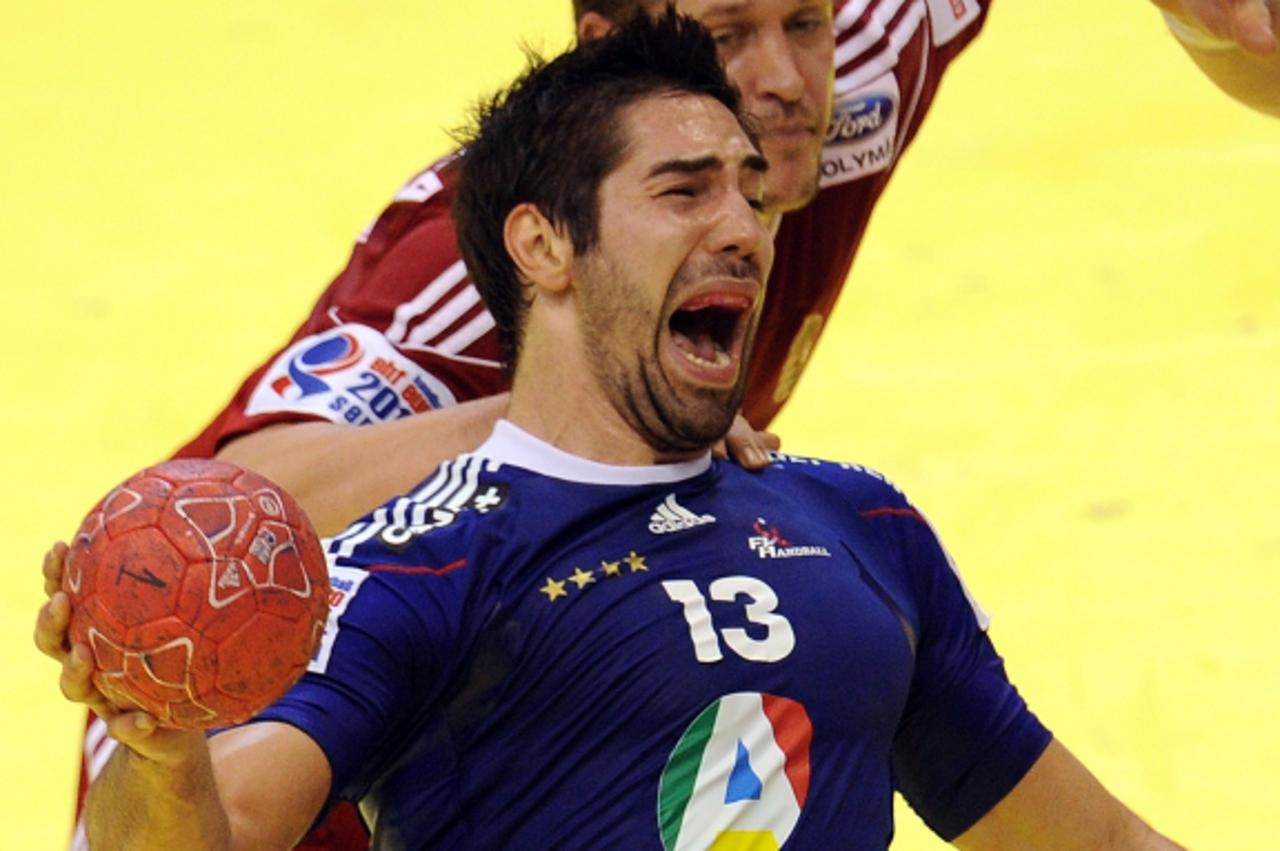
[506,384,707,467]
[506,309,708,467]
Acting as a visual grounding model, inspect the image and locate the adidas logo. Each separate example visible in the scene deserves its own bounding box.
[217,564,242,589]
[649,493,716,534]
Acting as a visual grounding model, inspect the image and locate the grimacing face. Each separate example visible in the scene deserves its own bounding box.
[674,0,835,213]
[574,92,774,452]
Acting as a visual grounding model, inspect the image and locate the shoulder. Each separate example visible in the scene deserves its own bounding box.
[312,456,519,661]
[758,453,960,588]
[327,452,516,570]
[768,454,991,630]
[379,151,463,218]
[351,152,463,258]
[763,451,915,516]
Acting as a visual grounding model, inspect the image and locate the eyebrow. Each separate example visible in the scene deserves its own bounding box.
[646,154,769,179]
[699,2,750,16]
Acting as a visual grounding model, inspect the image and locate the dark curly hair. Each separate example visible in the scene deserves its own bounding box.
[571,1,664,24]
[452,9,748,374]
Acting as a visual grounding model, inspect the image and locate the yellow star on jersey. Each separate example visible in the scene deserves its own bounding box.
[624,551,648,573]
[568,567,596,589]
[600,559,622,577]
[540,576,568,602]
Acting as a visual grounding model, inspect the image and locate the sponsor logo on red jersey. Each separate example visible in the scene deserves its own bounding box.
[269,331,364,400]
[820,74,900,189]
[247,324,458,426]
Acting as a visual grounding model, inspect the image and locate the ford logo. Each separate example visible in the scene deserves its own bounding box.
[826,95,894,143]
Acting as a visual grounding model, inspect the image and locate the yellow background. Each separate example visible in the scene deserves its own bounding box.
[4,1,1276,847]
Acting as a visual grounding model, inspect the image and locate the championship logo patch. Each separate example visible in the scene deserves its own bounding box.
[308,565,370,674]
[268,331,364,401]
[819,73,900,188]
[246,323,457,425]
[658,692,811,851]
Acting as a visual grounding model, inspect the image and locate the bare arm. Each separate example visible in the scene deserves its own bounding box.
[215,393,510,536]
[83,719,329,851]
[1152,0,1280,117]
[84,725,232,851]
[953,738,1184,850]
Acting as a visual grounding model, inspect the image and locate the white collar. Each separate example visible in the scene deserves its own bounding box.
[475,420,712,486]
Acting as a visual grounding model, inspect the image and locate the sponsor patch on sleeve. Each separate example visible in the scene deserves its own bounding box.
[309,564,371,674]
[819,73,900,189]
[245,323,458,425]
[924,0,983,46]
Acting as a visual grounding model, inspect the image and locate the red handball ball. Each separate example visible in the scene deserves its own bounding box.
[63,459,330,729]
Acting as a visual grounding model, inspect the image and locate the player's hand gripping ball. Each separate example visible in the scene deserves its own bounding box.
[62,459,330,729]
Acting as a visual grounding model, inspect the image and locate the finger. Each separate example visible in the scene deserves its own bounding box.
[104,713,209,766]
[59,643,99,703]
[758,430,782,452]
[43,541,69,598]
[1230,0,1278,53]
[104,711,158,751]
[1164,0,1238,42]
[726,434,770,470]
[59,644,120,719]
[1190,0,1235,36]
[104,712,184,764]
[712,441,729,459]
[34,592,71,660]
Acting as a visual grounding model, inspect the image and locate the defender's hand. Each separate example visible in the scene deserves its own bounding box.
[1153,0,1278,54]
[715,414,782,470]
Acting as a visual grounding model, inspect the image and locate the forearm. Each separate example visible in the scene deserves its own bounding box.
[85,736,231,851]
[954,739,1184,850]
[216,393,509,535]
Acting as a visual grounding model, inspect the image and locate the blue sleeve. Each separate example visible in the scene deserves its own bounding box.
[254,553,472,803]
[872,499,1051,840]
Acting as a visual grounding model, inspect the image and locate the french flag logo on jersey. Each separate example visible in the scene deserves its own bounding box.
[658,692,811,850]
[270,331,363,400]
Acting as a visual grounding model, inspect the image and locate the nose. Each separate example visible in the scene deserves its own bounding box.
[709,191,773,277]
[734,26,805,105]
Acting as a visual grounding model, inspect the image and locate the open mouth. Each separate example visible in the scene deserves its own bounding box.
[667,291,755,382]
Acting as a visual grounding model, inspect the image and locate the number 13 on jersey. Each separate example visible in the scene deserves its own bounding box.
[662,576,795,664]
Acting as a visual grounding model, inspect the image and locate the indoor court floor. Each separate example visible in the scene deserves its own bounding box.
[3,1,1276,847]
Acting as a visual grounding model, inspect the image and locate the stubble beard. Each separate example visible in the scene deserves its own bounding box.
[578,261,752,455]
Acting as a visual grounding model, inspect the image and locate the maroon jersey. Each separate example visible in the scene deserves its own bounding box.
[176,0,991,458]
[752,0,990,423]
[73,3,992,849]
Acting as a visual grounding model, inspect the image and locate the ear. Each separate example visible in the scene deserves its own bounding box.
[577,11,617,42]
[504,203,573,294]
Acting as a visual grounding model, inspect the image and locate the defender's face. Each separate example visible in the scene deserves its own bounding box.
[574,93,774,452]
[676,0,835,213]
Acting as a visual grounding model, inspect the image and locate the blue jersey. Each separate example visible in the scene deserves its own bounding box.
[257,421,1050,849]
